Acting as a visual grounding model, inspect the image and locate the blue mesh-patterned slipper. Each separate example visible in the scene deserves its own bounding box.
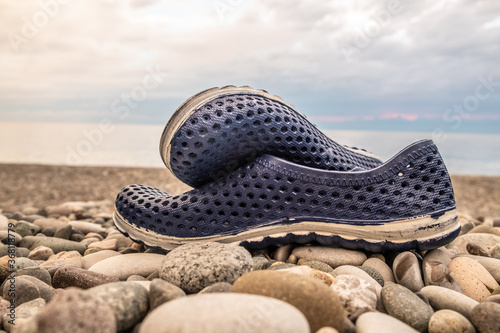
[115,139,460,252]
[160,86,383,188]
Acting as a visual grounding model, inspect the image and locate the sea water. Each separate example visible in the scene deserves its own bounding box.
[0,122,499,175]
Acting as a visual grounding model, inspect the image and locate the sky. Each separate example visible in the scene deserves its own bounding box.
[1,0,500,134]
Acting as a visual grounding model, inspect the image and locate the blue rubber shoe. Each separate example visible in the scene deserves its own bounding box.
[114,139,460,252]
[160,86,383,188]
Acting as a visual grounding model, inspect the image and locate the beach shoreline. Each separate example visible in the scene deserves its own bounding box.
[1,163,499,219]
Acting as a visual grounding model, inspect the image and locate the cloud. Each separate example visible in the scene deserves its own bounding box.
[0,0,498,132]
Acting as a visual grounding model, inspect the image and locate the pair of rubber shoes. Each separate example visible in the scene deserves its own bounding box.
[114,86,460,252]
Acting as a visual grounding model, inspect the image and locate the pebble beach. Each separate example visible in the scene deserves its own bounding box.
[1,163,500,333]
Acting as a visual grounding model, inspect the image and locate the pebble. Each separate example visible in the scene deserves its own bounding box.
[466,242,490,256]
[392,252,425,292]
[273,244,294,262]
[231,270,345,332]
[149,278,186,309]
[448,257,499,301]
[40,250,83,269]
[2,275,55,306]
[40,227,56,237]
[252,256,271,270]
[82,250,122,269]
[316,328,339,333]
[0,216,8,231]
[139,293,310,333]
[88,281,149,331]
[88,238,118,251]
[299,260,334,274]
[362,257,395,283]
[468,225,500,236]
[9,266,52,286]
[14,221,40,237]
[198,282,232,294]
[358,266,384,286]
[160,243,253,293]
[422,249,462,292]
[84,232,104,241]
[33,218,67,231]
[2,297,45,332]
[27,246,54,261]
[419,286,478,321]
[292,246,367,268]
[89,253,164,280]
[381,282,434,332]
[0,244,28,258]
[356,312,419,333]
[0,230,22,245]
[19,236,87,255]
[329,274,377,319]
[428,309,476,333]
[456,254,500,283]
[484,294,500,304]
[470,302,500,333]
[54,224,72,239]
[447,234,500,254]
[280,265,335,286]
[286,254,299,264]
[26,288,116,333]
[127,275,149,281]
[332,265,382,299]
[53,266,119,289]
[267,263,296,270]
[46,205,73,217]
[68,221,106,235]
[491,245,500,259]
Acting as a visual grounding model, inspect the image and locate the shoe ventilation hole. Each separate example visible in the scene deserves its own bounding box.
[116,148,453,237]
[169,94,383,186]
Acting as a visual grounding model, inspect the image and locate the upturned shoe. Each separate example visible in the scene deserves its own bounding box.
[114,139,460,252]
[160,86,383,187]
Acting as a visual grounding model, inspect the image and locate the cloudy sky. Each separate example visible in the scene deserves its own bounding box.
[1,0,499,134]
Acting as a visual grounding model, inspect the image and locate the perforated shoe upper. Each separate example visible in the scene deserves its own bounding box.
[117,140,455,242]
[165,92,383,187]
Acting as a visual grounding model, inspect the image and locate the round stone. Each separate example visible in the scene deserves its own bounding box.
[198,282,232,294]
[149,278,186,310]
[3,275,55,306]
[292,246,366,268]
[357,312,419,333]
[231,270,345,332]
[139,293,310,333]
[419,286,478,321]
[160,243,253,293]
[53,266,119,289]
[19,236,87,255]
[252,256,271,270]
[422,249,461,292]
[381,282,434,332]
[330,274,377,319]
[30,288,116,333]
[358,266,384,286]
[299,260,334,274]
[88,281,149,331]
[449,257,499,302]
[393,252,425,292]
[428,309,475,333]
[27,246,55,261]
[470,302,500,333]
[89,253,164,280]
